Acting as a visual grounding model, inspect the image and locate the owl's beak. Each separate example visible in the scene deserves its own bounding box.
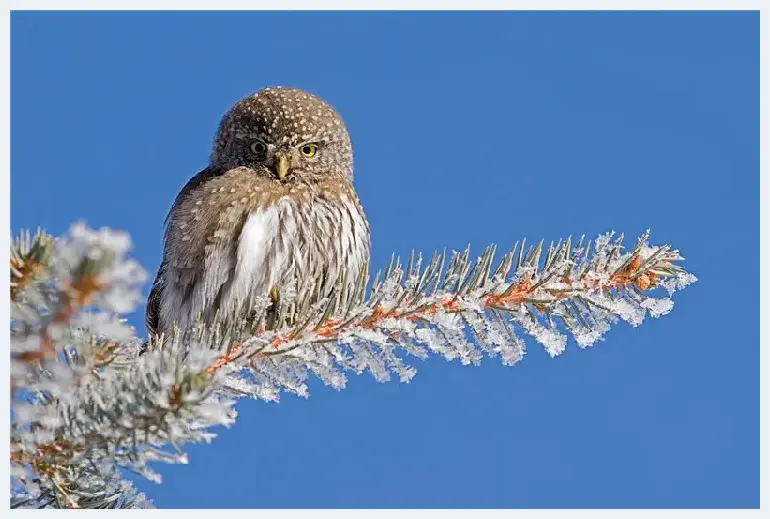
[275,153,292,180]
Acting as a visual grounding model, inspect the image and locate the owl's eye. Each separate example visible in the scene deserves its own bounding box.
[300,143,317,158]
[250,140,267,155]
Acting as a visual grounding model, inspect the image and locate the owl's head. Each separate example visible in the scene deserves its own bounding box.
[211,87,353,183]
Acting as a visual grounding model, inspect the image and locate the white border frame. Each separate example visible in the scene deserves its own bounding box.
[2,3,764,515]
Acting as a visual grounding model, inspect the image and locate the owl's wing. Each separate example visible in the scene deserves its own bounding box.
[163,166,222,227]
[145,264,164,338]
[145,166,223,338]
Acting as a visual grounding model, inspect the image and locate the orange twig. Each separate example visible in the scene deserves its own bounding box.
[202,255,665,376]
[204,344,243,375]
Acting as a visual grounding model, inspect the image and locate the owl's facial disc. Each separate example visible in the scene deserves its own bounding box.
[212,87,354,181]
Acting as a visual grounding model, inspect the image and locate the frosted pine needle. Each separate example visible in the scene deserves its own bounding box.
[10,224,696,508]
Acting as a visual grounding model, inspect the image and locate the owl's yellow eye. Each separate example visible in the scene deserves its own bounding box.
[250,140,266,155]
[300,144,317,158]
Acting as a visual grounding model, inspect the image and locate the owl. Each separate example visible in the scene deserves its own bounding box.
[145,87,371,338]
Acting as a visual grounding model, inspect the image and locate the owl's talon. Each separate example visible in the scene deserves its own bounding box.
[269,286,280,305]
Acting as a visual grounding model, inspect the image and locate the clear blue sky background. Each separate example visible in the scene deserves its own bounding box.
[11,11,758,509]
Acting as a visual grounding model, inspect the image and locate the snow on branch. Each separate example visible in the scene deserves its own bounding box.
[9,223,696,508]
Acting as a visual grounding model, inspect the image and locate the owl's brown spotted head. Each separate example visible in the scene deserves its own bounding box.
[211,87,353,183]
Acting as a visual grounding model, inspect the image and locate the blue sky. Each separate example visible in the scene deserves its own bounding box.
[11,11,758,509]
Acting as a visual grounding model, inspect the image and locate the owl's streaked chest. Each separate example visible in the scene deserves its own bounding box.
[159,191,370,334]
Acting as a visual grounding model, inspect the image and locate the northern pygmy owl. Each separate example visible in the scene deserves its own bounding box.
[145,87,371,337]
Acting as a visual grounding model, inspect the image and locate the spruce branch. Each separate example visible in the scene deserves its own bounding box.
[191,229,696,390]
[10,223,696,508]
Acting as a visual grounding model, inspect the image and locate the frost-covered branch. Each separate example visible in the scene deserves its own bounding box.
[10,226,229,509]
[10,223,696,508]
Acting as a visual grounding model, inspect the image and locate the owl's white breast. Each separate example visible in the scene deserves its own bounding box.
[214,198,296,321]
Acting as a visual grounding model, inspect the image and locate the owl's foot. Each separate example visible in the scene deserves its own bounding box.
[269,286,280,306]
[264,286,283,331]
